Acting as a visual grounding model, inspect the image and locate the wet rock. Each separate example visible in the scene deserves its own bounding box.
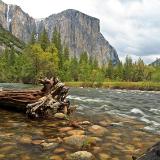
[99,121,108,127]
[50,155,62,160]
[59,127,74,132]
[64,135,87,148]
[99,153,110,159]
[18,135,32,144]
[31,139,45,145]
[54,113,66,119]
[88,125,107,136]
[93,147,101,153]
[134,142,160,160]
[67,130,85,135]
[0,154,5,158]
[54,148,66,154]
[41,142,59,150]
[68,151,94,160]
[79,121,91,125]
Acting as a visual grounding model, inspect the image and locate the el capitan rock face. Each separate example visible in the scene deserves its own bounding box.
[0,0,119,66]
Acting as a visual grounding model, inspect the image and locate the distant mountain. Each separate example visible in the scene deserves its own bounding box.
[0,0,119,66]
[0,25,25,53]
[150,58,160,67]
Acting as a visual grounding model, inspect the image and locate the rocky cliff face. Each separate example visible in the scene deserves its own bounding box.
[0,0,119,66]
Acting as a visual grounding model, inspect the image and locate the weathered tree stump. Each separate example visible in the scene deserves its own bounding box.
[0,77,74,118]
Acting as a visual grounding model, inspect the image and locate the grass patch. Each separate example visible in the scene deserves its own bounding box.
[65,81,160,91]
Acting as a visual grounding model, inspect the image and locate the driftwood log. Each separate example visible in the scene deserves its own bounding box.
[0,77,75,118]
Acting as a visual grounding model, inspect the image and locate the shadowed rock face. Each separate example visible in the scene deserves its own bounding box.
[0,0,119,66]
[134,142,160,160]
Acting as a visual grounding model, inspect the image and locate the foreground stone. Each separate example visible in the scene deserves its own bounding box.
[133,142,160,160]
[54,113,66,119]
[41,142,58,150]
[88,125,107,136]
[67,151,94,160]
[64,135,87,148]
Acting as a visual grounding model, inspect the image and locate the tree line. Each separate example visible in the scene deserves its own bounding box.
[0,28,159,83]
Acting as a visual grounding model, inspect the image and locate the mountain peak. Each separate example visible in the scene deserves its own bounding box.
[0,0,119,66]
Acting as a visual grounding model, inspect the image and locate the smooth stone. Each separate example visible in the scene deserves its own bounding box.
[67,130,85,135]
[0,154,5,158]
[99,153,110,159]
[93,147,101,153]
[54,113,66,119]
[59,127,74,132]
[18,135,32,144]
[68,151,94,160]
[99,121,108,127]
[50,155,62,160]
[88,125,107,136]
[64,135,87,148]
[0,146,14,152]
[47,123,57,127]
[54,148,66,154]
[79,121,91,125]
[41,142,58,150]
[31,140,45,145]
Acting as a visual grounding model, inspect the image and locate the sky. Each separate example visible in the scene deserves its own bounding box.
[2,0,160,64]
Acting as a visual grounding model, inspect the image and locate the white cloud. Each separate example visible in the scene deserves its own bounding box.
[2,0,160,64]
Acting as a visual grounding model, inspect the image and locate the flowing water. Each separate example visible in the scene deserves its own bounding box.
[0,84,160,160]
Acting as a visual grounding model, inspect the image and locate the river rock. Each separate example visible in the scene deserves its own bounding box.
[88,125,107,136]
[68,151,94,160]
[54,148,66,154]
[18,135,32,144]
[41,142,58,150]
[31,139,45,145]
[67,130,85,135]
[99,153,110,159]
[64,135,87,148]
[54,113,66,119]
[59,127,74,132]
[50,155,62,160]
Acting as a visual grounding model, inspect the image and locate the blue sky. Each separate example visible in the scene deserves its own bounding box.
[3,0,160,63]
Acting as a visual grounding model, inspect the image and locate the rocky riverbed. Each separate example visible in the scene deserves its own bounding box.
[0,109,160,160]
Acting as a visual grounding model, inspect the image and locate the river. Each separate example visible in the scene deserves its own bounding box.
[0,84,160,159]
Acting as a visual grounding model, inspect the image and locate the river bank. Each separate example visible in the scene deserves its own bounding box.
[65,81,160,91]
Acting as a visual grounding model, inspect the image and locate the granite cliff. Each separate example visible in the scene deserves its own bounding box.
[0,0,119,65]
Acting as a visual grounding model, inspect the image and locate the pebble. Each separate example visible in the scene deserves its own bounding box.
[31,140,45,145]
[67,130,85,135]
[18,135,32,144]
[99,153,110,159]
[50,155,62,160]
[41,142,59,150]
[59,127,74,132]
[54,113,66,119]
[68,151,94,160]
[53,148,66,154]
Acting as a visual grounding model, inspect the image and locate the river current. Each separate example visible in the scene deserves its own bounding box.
[0,84,160,159]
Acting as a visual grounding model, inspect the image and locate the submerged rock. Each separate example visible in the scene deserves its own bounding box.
[67,130,85,135]
[54,113,66,119]
[50,155,62,160]
[67,151,94,160]
[41,142,59,150]
[88,125,107,136]
[18,135,32,144]
[59,127,74,132]
[64,135,87,148]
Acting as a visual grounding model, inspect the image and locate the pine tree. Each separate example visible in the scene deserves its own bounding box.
[38,28,49,51]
